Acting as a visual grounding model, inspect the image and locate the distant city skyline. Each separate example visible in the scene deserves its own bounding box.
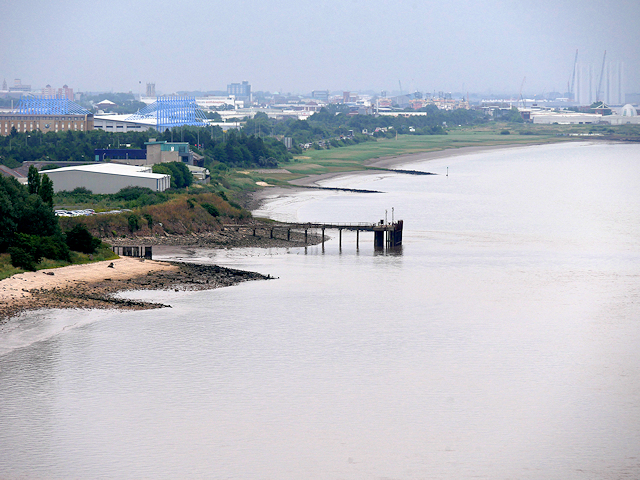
[2,0,639,98]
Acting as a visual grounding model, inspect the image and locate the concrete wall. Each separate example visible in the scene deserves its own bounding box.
[146,143,162,164]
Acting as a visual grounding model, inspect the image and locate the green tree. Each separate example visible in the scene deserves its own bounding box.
[9,232,70,270]
[0,175,62,254]
[152,162,193,189]
[0,185,19,251]
[39,174,54,206]
[18,195,60,237]
[152,164,175,188]
[27,165,40,195]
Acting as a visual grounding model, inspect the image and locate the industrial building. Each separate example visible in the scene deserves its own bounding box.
[42,163,171,194]
[527,104,639,125]
[603,104,640,124]
[145,139,193,164]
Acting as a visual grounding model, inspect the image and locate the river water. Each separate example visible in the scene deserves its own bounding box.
[1,142,639,479]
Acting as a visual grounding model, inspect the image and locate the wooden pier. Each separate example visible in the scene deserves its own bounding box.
[225,220,403,250]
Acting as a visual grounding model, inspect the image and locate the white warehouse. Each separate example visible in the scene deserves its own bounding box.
[42,164,171,194]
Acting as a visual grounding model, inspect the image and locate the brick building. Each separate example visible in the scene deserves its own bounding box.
[0,96,93,136]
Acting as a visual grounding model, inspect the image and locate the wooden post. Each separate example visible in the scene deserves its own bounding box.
[356,228,359,249]
[322,227,325,245]
[339,228,342,248]
[287,229,290,241]
[270,228,273,239]
[305,229,308,243]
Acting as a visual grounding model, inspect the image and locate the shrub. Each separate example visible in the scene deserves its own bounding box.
[201,203,220,217]
[127,214,140,233]
[9,247,37,271]
[114,186,155,202]
[66,225,101,254]
[142,213,153,228]
[38,235,71,262]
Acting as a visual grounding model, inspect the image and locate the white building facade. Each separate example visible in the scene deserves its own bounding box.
[43,164,171,194]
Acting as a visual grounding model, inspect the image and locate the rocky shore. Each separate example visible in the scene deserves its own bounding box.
[0,258,270,321]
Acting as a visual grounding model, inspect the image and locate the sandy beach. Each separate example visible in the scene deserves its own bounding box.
[0,257,269,320]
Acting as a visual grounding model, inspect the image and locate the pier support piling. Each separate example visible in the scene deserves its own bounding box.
[374,231,384,248]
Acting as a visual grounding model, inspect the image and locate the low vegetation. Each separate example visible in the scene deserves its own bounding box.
[58,190,251,239]
[0,174,116,279]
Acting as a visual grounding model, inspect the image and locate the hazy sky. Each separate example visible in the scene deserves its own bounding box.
[2,0,639,97]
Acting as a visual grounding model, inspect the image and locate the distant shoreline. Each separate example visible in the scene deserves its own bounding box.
[251,142,548,206]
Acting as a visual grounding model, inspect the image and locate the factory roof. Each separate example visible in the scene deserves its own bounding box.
[43,163,168,179]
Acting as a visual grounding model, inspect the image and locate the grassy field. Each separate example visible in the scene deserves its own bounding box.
[237,126,574,183]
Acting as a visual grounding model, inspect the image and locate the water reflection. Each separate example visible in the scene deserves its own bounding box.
[374,244,403,256]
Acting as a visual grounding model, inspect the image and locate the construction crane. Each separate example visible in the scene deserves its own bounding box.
[596,50,607,103]
[568,49,578,101]
[518,76,526,108]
